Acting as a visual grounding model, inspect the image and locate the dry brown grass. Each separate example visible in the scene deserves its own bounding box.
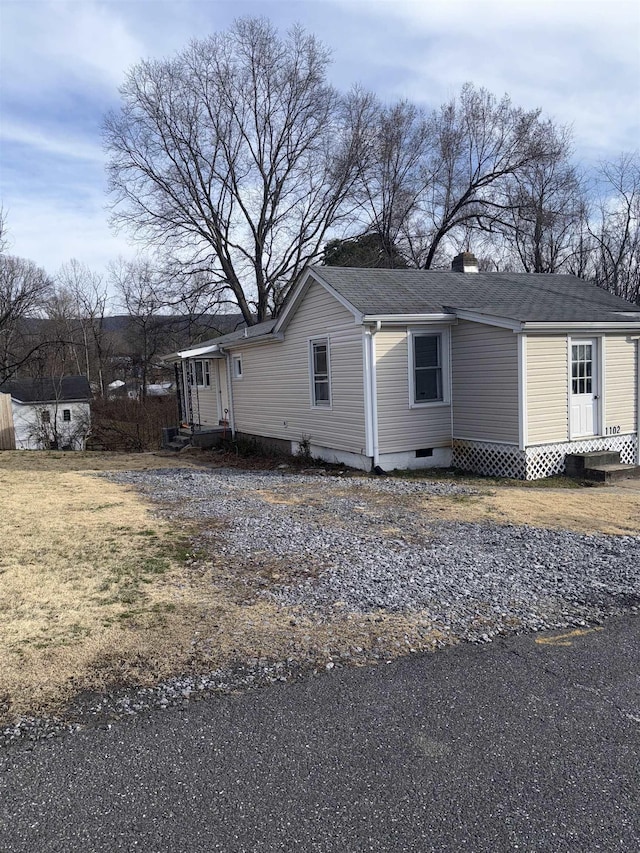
[1,449,638,724]
[0,449,202,474]
[265,478,640,536]
[0,457,199,720]
[413,487,640,535]
[0,451,445,722]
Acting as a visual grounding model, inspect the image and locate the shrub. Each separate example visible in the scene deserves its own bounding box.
[89,397,178,451]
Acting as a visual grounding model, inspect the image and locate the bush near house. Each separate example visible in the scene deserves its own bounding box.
[89,397,178,451]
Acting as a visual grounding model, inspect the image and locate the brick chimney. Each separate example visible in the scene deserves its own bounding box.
[451,251,479,273]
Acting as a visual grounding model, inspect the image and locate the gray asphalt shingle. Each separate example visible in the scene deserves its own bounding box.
[0,375,92,404]
[310,267,640,323]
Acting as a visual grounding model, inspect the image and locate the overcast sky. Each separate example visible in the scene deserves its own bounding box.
[1,0,638,282]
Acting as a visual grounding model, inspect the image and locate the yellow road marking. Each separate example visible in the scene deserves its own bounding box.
[535,627,604,646]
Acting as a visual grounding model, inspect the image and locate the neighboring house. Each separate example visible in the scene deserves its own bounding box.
[146,382,174,397]
[0,376,92,450]
[164,254,640,479]
[107,379,174,400]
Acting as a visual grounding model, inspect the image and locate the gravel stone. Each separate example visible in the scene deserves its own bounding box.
[4,466,638,746]
[101,467,640,641]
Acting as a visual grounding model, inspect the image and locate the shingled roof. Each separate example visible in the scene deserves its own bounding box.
[1,376,92,404]
[309,267,640,324]
[163,267,640,359]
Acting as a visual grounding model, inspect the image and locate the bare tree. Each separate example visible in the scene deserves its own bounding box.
[404,85,565,268]
[349,98,429,267]
[104,17,367,324]
[109,258,168,398]
[159,262,241,340]
[0,252,53,383]
[0,208,8,254]
[54,260,114,396]
[587,153,640,303]
[44,286,86,377]
[495,127,587,272]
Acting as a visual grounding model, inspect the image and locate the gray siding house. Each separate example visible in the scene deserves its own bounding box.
[166,254,640,480]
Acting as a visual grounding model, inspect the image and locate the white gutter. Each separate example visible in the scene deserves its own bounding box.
[222,332,284,350]
[523,321,640,332]
[176,343,221,359]
[363,313,456,325]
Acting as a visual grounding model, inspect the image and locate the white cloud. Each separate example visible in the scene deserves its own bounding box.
[3,191,137,280]
[1,0,147,97]
[1,0,638,281]
[327,0,640,159]
[0,121,105,165]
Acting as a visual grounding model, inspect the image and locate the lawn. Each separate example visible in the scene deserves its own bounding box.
[0,452,208,720]
[0,451,438,722]
[1,450,639,724]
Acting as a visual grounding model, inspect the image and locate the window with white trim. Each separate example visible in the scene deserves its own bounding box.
[189,359,211,387]
[232,355,243,379]
[310,338,331,406]
[410,331,449,405]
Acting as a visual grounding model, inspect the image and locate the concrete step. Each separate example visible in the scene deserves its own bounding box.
[166,436,192,452]
[582,464,640,483]
[565,451,621,477]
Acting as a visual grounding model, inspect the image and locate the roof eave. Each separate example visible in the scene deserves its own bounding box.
[450,309,523,330]
[220,332,285,350]
[522,321,640,331]
[362,313,456,325]
[11,397,91,405]
[175,344,224,359]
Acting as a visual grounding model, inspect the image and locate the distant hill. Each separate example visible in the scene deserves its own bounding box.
[19,313,247,351]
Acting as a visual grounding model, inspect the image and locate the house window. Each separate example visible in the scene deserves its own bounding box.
[571,343,593,395]
[232,355,243,379]
[63,409,71,422]
[409,330,450,406]
[189,360,210,388]
[310,338,331,406]
[41,410,50,423]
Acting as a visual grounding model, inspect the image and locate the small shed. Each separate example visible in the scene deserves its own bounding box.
[0,376,92,451]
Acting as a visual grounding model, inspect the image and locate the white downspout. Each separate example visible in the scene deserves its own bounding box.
[218,347,236,437]
[369,321,381,469]
[637,338,640,465]
[517,333,528,452]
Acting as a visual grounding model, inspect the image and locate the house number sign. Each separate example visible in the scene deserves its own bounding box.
[605,425,621,434]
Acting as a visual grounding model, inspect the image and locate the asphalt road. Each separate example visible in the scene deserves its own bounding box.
[1,617,639,853]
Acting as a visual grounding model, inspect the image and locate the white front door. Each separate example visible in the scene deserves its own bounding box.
[570,339,598,437]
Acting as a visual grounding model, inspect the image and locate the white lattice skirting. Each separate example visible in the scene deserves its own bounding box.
[452,435,638,480]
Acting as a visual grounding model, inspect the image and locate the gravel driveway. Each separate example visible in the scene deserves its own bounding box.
[4,465,640,745]
[108,467,640,641]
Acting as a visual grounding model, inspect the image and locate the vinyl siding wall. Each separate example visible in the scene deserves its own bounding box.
[12,401,90,450]
[526,335,638,444]
[526,336,569,444]
[451,320,519,443]
[604,336,637,434]
[229,282,366,453]
[375,329,452,453]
